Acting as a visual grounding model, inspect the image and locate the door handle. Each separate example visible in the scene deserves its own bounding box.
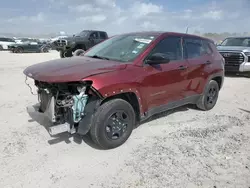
[205,61,212,65]
[178,65,187,70]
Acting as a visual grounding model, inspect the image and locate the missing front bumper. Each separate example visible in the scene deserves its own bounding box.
[26,96,74,135]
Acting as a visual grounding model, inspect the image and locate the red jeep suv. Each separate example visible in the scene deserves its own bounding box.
[23,31,225,149]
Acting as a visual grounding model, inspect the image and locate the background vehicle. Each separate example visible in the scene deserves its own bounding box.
[8,41,50,53]
[0,37,16,50]
[23,31,224,149]
[51,30,108,58]
[217,37,250,76]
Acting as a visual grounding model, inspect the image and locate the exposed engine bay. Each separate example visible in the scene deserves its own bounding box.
[26,79,101,135]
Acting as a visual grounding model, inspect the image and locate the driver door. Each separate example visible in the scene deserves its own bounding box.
[141,36,189,111]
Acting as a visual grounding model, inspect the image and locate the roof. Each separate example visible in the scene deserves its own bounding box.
[82,30,107,33]
[117,31,214,42]
[224,36,250,39]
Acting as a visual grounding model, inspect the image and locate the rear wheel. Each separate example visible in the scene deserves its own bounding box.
[196,80,219,111]
[89,99,136,149]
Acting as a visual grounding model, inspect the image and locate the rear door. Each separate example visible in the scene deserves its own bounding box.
[183,37,214,96]
[141,35,189,110]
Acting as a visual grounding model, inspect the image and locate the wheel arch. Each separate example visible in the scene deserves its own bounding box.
[76,80,143,135]
[82,79,144,121]
[202,72,224,94]
[100,92,141,123]
[73,43,86,51]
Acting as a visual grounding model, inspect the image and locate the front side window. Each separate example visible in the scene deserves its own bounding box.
[148,36,182,61]
[75,31,89,37]
[90,32,98,39]
[84,34,157,62]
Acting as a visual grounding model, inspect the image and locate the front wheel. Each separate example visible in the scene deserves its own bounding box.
[196,80,219,111]
[89,99,136,149]
[14,47,24,53]
[59,49,72,58]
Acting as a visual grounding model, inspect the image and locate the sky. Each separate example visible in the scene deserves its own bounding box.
[0,0,250,36]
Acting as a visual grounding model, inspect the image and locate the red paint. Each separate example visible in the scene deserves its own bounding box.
[23,31,224,116]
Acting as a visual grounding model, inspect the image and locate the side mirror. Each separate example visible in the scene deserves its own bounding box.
[146,53,170,65]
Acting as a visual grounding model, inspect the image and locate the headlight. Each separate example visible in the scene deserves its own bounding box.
[244,52,250,56]
[244,52,250,62]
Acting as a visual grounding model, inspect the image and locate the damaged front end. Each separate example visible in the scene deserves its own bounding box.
[26,78,102,136]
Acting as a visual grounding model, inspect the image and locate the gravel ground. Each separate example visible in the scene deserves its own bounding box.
[0,51,250,188]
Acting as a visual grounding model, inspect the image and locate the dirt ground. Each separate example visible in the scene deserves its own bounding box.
[0,51,249,188]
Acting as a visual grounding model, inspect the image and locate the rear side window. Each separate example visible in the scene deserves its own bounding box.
[99,32,107,39]
[201,40,213,55]
[184,37,202,59]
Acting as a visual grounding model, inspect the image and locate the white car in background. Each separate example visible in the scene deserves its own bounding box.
[0,37,16,50]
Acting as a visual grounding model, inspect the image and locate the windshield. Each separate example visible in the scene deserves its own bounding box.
[220,38,250,47]
[75,31,89,37]
[84,34,156,62]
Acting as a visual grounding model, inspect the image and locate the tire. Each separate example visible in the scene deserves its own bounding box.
[59,50,65,58]
[196,80,219,111]
[0,45,3,51]
[73,49,85,56]
[89,98,136,149]
[60,49,72,58]
[41,47,49,53]
[15,47,23,53]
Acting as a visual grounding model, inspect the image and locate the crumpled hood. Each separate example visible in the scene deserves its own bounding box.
[217,46,250,52]
[23,56,127,83]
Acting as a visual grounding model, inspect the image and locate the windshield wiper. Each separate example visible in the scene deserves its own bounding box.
[90,55,110,60]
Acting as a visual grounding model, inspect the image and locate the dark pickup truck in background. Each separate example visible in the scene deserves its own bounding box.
[51,30,108,58]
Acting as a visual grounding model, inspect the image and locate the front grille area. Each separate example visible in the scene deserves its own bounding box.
[219,52,245,72]
[54,39,67,47]
[219,52,244,65]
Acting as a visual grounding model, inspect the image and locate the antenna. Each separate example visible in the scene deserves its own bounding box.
[185,26,189,33]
